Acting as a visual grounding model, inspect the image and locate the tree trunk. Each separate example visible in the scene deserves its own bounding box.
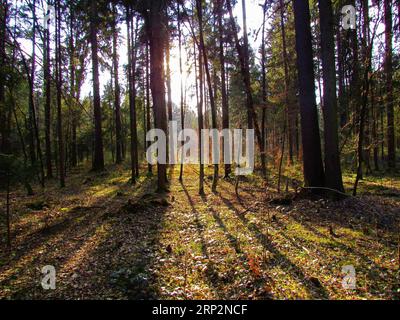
[336,0,348,128]
[292,0,325,189]
[166,27,173,124]
[371,83,379,171]
[0,1,8,153]
[226,0,266,179]
[147,0,168,191]
[145,39,152,174]
[130,12,139,178]
[178,2,185,182]
[90,0,104,171]
[6,176,11,250]
[197,31,205,195]
[69,8,77,168]
[361,0,371,175]
[218,0,231,178]
[318,0,345,194]
[384,0,396,170]
[127,7,139,182]
[165,19,172,165]
[350,0,360,139]
[55,0,65,187]
[279,0,293,166]
[197,0,218,192]
[112,4,123,164]
[353,38,373,196]
[30,0,45,187]
[241,0,253,130]
[44,7,53,177]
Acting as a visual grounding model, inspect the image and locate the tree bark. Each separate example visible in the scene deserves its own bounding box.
[279,0,294,166]
[197,0,218,192]
[371,82,379,171]
[30,0,45,187]
[241,0,252,130]
[146,0,168,191]
[112,4,123,164]
[384,0,396,170]
[69,7,77,168]
[55,0,65,187]
[146,38,152,174]
[226,0,267,179]
[130,12,139,178]
[353,36,373,196]
[90,0,104,171]
[217,0,231,178]
[44,5,52,177]
[318,0,345,194]
[178,2,185,182]
[197,31,205,195]
[166,27,173,123]
[336,0,348,128]
[6,176,11,250]
[0,1,8,153]
[293,0,325,189]
[127,7,139,182]
[350,0,360,139]
[165,18,172,165]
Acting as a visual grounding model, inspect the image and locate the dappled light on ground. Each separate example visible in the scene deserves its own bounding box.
[0,164,399,299]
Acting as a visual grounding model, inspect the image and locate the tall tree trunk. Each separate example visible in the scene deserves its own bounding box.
[6,176,11,250]
[55,0,65,187]
[0,0,8,153]
[361,0,371,174]
[279,0,293,166]
[27,2,35,165]
[127,7,139,182]
[261,2,267,154]
[178,2,185,182]
[318,0,345,194]
[126,7,135,182]
[165,19,172,165]
[337,0,348,128]
[130,12,139,178]
[371,82,379,171]
[69,7,77,168]
[90,0,104,171]
[226,0,267,179]
[217,0,231,178]
[30,0,45,187]
[197,28,205,195]
[44,5,52,177]
[292,0,325,189]
[384,0,396,170]
[73,43,86,167]
[197,0,218,192]
[145,39,152,174]
[380,93,384,162]
[350,0,360,139]
[353,34,373,196]
[241,0,252,129]
[112,4,123,164]
[166,26,173,124]
[147,0,168,191]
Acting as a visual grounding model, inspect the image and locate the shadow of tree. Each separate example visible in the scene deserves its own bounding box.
[0,171,168,300]
[206,204,274,299]
[180,182,223,299]
[216,192,330,299]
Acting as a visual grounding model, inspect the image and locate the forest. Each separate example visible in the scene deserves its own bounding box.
[0,0,399,300]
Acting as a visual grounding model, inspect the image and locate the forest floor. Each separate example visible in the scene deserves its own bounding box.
[0,163,399,300]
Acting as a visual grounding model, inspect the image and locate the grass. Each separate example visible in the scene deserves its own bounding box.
[0,162,399,299]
